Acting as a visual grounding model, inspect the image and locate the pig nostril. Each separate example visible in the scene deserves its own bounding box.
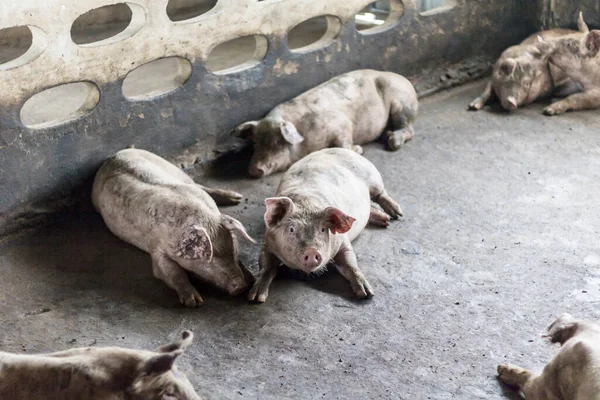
[304,255,309,261]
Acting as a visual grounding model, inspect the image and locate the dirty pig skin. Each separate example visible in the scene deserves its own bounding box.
[469,12,589,111]
[92,149,256,307]
[231,69,418,178]
[0,331,201,400]
[541,17,600,115]
[248,148,403,302]
[499,314,600,400]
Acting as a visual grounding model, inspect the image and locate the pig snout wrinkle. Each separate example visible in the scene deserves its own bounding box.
[302,248,322,270]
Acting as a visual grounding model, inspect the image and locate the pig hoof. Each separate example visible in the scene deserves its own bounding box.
[180,291,204,307]
[386,132,403,151]
[497,364,530,387]
[543,105,561,116]
[468,99,484,111]
[353,279,374,299]
[352,145,364,155]
[378,197,403,219]
[248,283,268,303]
[369,208,390,227]
[208,189,244,205]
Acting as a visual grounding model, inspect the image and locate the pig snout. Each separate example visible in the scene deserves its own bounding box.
[249,165,266,178]
[501,96,518,110]
[227,279,250,296]
[301,248,323,271]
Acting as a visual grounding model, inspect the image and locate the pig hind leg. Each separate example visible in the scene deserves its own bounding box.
[386,100,416,151]
[497,364,535,391]
[152,253,204,307]
[197,185,243,206]
[369,206,391,227]
[367,170,403,219]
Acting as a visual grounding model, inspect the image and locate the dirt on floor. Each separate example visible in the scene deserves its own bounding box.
[1,80,599,400]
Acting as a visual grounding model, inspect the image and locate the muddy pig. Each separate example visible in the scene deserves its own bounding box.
[469,12,589,111]
[248,148,403,302]
[92,149,256,307]
[498,314,600,399]
[542,23,600,115]
[231,69,418,178]
[0,330,201,400]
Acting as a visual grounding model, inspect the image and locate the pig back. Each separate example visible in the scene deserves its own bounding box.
[92,149,219,253]
[278,149,378,241]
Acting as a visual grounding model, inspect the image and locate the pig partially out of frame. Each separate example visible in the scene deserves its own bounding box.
[92,149,256,307]
[249,148,403,302]
[469,12,589,111]
[0,331,201,400]
[231,69,418,178]
[499,314,600,399]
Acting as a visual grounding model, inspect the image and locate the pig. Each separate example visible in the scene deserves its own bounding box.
[468,12,589,111]
[541,23,600,115]
[92,149,256,307]
[0,330,201,400]
[498,314,600,399]
[230,69,418,178]
[248,148,403,302]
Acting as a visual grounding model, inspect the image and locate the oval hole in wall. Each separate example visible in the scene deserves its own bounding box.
[207,35,268,75]
[20,82,100,129]
[122,57,192,101]
[71,3,145,46]
[417,0,454,15]
[0,25,47,70]
[355,0,404,34]
[288,16,341,52]
[167,0,218,22]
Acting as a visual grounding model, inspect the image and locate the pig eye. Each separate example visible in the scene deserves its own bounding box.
[289,226,294,233]
[321,227,326,233]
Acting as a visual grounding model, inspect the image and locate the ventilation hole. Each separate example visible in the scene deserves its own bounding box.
[288,16,341,52]
[71,3,145,46]
[167,0,218,22]
[0,25,47,70]
[417,0,454,15]
[123,57,192,101]
[20,82,100,129]
[207,35,268,75]
[355,0,404,34]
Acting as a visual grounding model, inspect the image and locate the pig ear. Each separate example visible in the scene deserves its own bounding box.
[231,121,259,140]
[221,215,257,244]
[579,11,590,33]
[140,350,183,376]
[323,207,356,234]
[546,314,576,344]
[499,59,516,76]
[156,331,193,353]
[264,197,294,227]
[586,30,600,56]
[176,225,213,261]
[280,121,304,145]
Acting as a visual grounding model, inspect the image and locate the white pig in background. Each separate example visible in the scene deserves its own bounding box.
[498,314,600,399]
[231,69,418,178]
[0,331,201,400]
[92,149,256,307]
[249,148,403,302]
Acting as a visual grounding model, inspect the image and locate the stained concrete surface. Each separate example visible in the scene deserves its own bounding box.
[1,80,600,399]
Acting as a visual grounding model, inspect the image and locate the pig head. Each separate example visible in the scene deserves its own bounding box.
[263,196,355,273]
[231,117,304,178]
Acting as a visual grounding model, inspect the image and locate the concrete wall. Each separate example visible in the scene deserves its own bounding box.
[0,0,538,234]
[538,0,600,30]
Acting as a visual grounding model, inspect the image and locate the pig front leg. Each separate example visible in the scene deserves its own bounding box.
[333,240,374,299]
[152,253,204,307]
[386,100,416,151]
[248,247,279,303]
[497,364,537,395]
[543,90,600,116]
[197,185,243,206]
[468,81,496,111]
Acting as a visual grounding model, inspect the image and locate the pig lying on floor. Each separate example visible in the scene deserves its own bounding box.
[231,69,418,177]
[248,148,403,302]
[469,12,588,111]
[498,314,600,399]
[541,21,600,115]
[0,331,201,400]
[92,149,256,307]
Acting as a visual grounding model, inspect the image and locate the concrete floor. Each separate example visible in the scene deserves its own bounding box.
[2,81,600,399]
